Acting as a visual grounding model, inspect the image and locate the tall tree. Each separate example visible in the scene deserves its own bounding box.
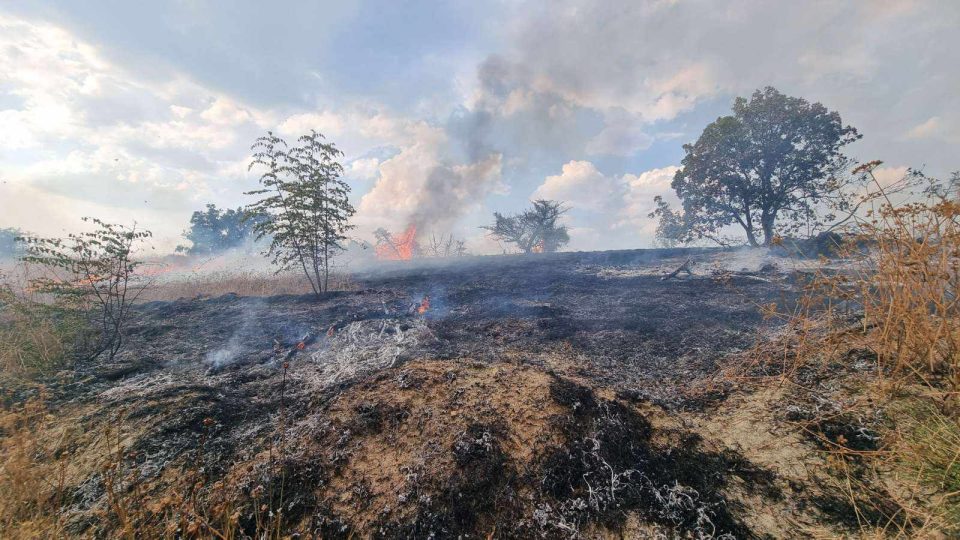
[246,130,355,296]
[484,200,570,253]
[665,87,860,247]
[177,204,265,254]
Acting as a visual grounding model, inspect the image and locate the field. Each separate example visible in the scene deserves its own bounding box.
[0,246,955,538]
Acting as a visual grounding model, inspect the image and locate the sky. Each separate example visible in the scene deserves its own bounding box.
[0,0,957,253]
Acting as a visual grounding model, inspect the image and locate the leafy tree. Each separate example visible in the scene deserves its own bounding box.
[663,87,861,247]
[19,218,152,362]
[246,130,355,296]
[647,197,686,248]
[177,204,265,255]
[484,200,570,253]
[0,227,24,259]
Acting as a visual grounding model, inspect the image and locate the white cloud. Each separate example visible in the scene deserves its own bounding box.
[617,166,680,229]
[905,117,942,140]
[0,14,279,247]
[347,157,381,180]
[533,161,621,211]
[531,161,680,248]
[872,165,910,189]
[278,110,346,138]
[199,97,254,126]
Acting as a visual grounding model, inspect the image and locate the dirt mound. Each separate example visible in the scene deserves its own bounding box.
[188,359,778,538]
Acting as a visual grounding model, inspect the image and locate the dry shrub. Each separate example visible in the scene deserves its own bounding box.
[752,163,960,535]
[789,164,960,400]
[139,270,357,302]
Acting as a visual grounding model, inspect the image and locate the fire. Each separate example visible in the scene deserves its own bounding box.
[375,224,418,260]
[417,295,430,314]
[531,241,545,254]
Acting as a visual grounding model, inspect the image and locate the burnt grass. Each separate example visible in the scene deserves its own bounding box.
[536,378,778,538]
[319,375,779,539]
[19,247,809,537]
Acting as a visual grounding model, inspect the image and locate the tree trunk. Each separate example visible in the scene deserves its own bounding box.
[760,211,775,246]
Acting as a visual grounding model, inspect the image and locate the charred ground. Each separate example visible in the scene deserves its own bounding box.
[5,248,835,538]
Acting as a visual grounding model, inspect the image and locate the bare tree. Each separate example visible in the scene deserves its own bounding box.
[422,233,467,258]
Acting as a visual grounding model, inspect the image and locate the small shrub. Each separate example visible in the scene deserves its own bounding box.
[19,218,152,362]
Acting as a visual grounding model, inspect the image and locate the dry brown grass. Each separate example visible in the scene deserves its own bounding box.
[0,392,285,539]
[0,271,77,377]
[138,270,358,303]
[740,164,960,536]
[0,392,70,539]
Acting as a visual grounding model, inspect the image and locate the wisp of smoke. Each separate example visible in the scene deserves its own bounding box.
[205,339,242,369]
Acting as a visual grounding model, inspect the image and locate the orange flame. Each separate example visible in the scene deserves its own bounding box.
[531,241,545,254]
[376,224,418,260]
[417,295,430,314]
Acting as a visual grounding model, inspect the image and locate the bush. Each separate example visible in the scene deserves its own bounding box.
[757,163,960,534]
[19,218,152,362]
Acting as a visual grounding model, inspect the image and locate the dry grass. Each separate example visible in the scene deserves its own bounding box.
[742,165,960,536]
[0,391,287,539]
[0,272,77,377]
[139,270,358,302]
[0,393,70,539]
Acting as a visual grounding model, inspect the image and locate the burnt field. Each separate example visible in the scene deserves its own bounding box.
[8,248,829,538]
[93,248,789,407]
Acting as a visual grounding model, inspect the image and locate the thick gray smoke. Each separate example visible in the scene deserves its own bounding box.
[408,154,503,232]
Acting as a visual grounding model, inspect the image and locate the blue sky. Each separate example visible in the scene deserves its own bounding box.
[1,0,957,252]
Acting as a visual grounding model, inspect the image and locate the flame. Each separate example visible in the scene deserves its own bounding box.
[376,224,418,260]
[531,241,545,254]
[74,274,110,287]
[417,295,430,314]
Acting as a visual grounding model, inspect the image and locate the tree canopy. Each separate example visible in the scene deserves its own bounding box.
[246,130,355,296]
[484,200,570,253]
[177,204,265,255]
[661,87,860,247]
